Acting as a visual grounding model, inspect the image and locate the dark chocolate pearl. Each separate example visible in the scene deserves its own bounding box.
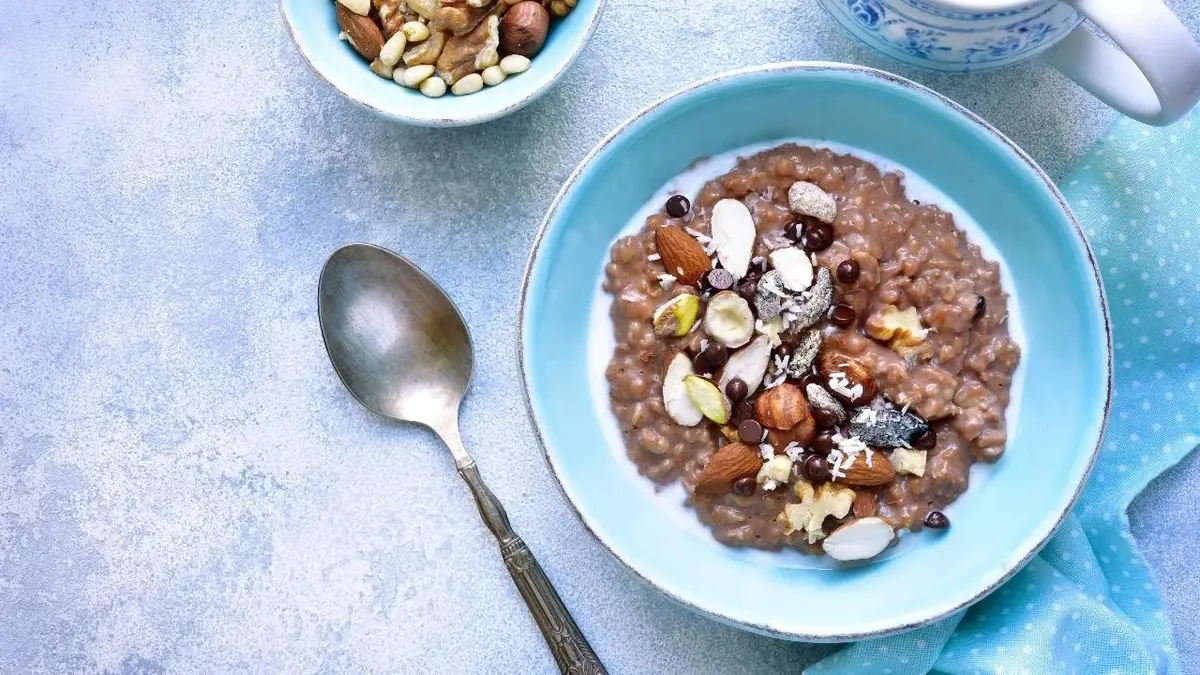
[803,222,834,252]
[784,221,803,241]
[811,430,837,455]
[803,454,832,483]
[736,280,757,304]
[692,352,711,375]
[912,428,937,450]
[835,259,861,284]
[702,342,729,369]
[665,194,690,218]
[725,378,748,402]
[738,419,764,445]
[775,343,794,359]
[830,303,857,328]
[812,408,840,429]
[733,476,757,496]
[798,372,824,391]
[924,510,950,530]
[731,401,755,426]
[974,295,987,320]
[707,268,734,291]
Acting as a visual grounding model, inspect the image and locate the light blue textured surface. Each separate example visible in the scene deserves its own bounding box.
[810,110,1200,675]
[523,63,1109,642]
[1,0,1198,672]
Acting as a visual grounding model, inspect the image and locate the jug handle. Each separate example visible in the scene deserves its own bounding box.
[1040,0,1200,126]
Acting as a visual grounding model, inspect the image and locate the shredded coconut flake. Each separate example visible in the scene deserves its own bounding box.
[759,444,774,460]
[657,273,677,290]
[646,253,661,262]
[689,318,703,334]
[762,479,779,491]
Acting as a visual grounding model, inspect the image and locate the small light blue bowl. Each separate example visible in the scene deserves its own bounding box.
[519,62,1112,641]
[280,0,605,127]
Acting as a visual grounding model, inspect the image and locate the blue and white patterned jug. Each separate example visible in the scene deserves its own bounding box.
[820,0,1200,125]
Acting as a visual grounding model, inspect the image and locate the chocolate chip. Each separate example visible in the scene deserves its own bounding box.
[830,303,856,328]
[924,510,950,530]
[811,430,837,455]
[913,428,937,450]
[665,194,690,218]
[974,295,987,320]
[812,407,840,429]
[725,378,748,402]
[802,454,832,483]
[702,342,729,369]
[803,222,834,252]
[798,371,824,391]
[707,267,734,291]
[731,401,755,426]
[736,280,758,304]
[738,419,764,445]
[835,259,860,284]
[733,476,757,496]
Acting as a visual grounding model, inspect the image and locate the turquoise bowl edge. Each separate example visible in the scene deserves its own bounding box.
[279,0,606,127]
[519,62,1112,641]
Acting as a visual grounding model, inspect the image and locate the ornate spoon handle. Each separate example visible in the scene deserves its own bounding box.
[458,462,607,675]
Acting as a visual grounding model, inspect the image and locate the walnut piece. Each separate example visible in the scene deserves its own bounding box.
[402,29,446,65]
[436,14,499,84]
[407,0,441,19]
[374,0,417,38]
[780,480,855,544]
[430,1,497,36]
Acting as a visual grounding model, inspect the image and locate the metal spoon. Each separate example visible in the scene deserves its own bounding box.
[317,243,605,675]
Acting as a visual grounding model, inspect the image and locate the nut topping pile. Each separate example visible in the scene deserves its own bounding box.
[333,0,570,97]
[603,144,1020,562]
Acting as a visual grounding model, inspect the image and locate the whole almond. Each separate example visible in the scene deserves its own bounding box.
[838,452,896,486]
[818,352,878,406]
[754,383,812,430]
[337,4,385,62]
[852,489,878,518]
[694,443,762,495]
[655,228,712,287]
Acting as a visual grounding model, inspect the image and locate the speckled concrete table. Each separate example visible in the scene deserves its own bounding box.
[2,0,1199,672]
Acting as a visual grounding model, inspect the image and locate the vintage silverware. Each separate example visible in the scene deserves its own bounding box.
[318,243,605,674]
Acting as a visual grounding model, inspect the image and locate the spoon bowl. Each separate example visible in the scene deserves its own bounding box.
[318,244,472,432]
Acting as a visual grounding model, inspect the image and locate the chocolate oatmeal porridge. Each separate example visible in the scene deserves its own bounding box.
[601,143,1021,561]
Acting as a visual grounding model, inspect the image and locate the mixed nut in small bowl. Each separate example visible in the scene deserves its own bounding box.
[332,0,569,98]
[281,0,604,125]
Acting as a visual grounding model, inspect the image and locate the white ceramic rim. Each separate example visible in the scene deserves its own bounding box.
[517,61,1113,641]
[909,0,1048,14]
[278,0,608,127]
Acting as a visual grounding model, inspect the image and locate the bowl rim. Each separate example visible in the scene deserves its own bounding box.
[278,0,608,127]
[517,61,1113,641]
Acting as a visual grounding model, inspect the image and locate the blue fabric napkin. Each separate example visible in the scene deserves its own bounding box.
[807,110,1200,675]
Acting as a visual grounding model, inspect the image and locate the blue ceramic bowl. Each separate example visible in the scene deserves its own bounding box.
[520,63,1111,641]
[280,0,605,126]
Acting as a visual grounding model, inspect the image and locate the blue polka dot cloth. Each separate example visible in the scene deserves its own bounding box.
[807,111,1200,675]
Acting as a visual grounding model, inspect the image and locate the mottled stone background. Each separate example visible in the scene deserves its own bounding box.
[2,0,1198,672]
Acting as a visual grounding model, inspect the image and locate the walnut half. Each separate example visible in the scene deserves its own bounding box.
[436,14,499,84]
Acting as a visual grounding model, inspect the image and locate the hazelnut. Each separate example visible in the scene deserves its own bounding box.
[500,1,549,57]
[754,383,812,431]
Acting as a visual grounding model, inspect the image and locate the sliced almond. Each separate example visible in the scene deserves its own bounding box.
[718,335,772,396]
[652,294,700,337]
[337,4,385,61]
[662,353,703,426]
[822,517,894,561]
[710,199,756,279]
[769,247,814,291]
[655,228,711,287]
[683,375,731,425]
[704,291,754,348]
[837,451,896,486]
[694,443,762,495]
